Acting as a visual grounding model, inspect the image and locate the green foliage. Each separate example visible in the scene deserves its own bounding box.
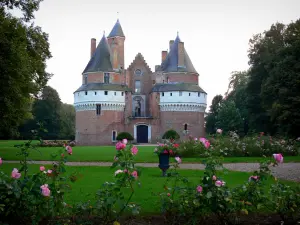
[116,132,134,141]
[162,129,180,140]
[205,95,223,134]
[0,4,52,138]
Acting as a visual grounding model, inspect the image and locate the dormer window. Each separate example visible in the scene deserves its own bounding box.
[104,73,110,83]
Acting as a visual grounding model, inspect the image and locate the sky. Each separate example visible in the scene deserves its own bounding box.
[29,0,300,109]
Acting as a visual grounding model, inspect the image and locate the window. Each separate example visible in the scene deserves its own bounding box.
[104,91,108,95]
[96,104,101,115]
[184,124,188,131]
[189,93,191,96]
[104,73,110,83]
[162,92,164,97]
[135,80,141,93]
[84,75,87,84]
[170,93,172,96]
[179,91,182,96]
[95,92,97,95]
[85,91,88,95]
[198,92,200,97]
[167,77,169,83]
[114,92,116,96]
[135,69,142,76]
[152,80,156,85]
[112,130,117,142]
[122,92,124,96]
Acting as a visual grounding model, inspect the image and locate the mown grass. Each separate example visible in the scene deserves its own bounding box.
[1,140,300,163]
[1,163,296,214]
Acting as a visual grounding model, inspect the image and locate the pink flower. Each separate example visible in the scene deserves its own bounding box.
[175,157,182,164]
[131,146,138,155]
[199,138,210,149]
[124,169,128,173]
[212,175,217,181]
[249,175,259,182]
[122,139,128,144]
[0,158,2,166]
[196,185,203,193]
[40,166,45,172]
[116,142,126,151]
[215,180,225,187]
[194,137,198,141]
[131,171,138,179]
[40,184,51,197]
[163,150,168,154]
[11,168,21,179]
[216,129,223,134]
[167,193,171,197]
[47,170,52,174]
[66,146,73,155]
[273,153,283,163]
[115,169,123,176]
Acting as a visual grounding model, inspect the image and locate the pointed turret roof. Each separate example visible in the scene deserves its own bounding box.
[161,34,197,74]
[82,34,113,73]
[108,19,125,38]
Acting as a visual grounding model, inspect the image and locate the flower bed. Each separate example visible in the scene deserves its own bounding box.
[38,140,76,147]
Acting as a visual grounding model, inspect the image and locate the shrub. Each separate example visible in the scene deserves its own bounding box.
[162,129,180,140]
[116,132,134,141]
[38,140,76,147]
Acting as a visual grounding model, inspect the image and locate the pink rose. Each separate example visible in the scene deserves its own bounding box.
[131,171,138,179]
[273,153,283,163]
[11,168,21,179]
[40,166,45,172]
[196,185,203,193]
[116,142,126,151]
[212,175,217,181]
[215,180,225,187]
[122,139,128,144]
[216,129,223,134]
[249,175,259,182]
[167,193,171,197]
[131,146,138,155]
[40,184,51,197]
[175,157,182,164]
[0,158,2,166]
[200,138,210,149]
[194,137,198,141]
[47,170,52,174]
[66,146,73,155]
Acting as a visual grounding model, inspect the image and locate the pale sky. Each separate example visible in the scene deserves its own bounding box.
[29,0,300,109]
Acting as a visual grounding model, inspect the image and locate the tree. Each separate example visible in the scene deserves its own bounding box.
[59,103,75,140]
[32,86,61,140]
[216,101,243,134]
[205,95,223,134]
[0,0,52,138]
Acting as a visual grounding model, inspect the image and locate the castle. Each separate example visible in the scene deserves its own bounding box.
[74,19,207,145]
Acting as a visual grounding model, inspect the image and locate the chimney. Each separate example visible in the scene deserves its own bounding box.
[169,40,174,50]
[161,51,167,63]
[91,38,96,58]
[178,41,184,67]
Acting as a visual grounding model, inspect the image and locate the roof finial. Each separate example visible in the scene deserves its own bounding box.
[177,31,179,36]
[117,12,119,22]
[103,30,105,36]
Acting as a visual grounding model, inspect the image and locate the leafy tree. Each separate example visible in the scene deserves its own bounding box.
[205,95,223,134]
[0,0,51,138]
[59,103,75,140]
[216,100,243,134]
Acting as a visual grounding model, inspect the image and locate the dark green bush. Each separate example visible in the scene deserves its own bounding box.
[162,129,180,140]
[116,132,134,141]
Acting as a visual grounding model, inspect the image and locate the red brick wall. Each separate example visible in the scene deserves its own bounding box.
[107,37,125,69]
[166,72,198,84]
[160,111,205,139]
[76,110,125,145]
[83,72,125,84]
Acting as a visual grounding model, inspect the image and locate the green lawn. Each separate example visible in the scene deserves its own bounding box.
[1,140,300,163]
[0,163,296,214]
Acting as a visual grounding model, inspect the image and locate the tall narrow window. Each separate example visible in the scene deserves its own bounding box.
[104,73,110,84]
[198,92,200,97]
[135,80,141,93]
[167,77,169,83]
[122,92,124,96]
[85,91,88,95]
[84,75,87,84]
[184,124,188,131]
[104,91,108,95]
[189,93,191,96]
[114,92,116,96]
[170,93,172,96]
[96,104,101,115]
[162,92,164,97]
[112,130,117,142]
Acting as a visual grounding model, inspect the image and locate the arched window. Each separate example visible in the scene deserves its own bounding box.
[184,124,188,131]
[112,130,117,142]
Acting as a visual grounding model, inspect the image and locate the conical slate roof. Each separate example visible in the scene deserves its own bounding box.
[108,19,125,38]
[82,34,113,73]
[161,34,197,74]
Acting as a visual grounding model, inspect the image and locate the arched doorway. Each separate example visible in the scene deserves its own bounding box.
[136,124,149,143]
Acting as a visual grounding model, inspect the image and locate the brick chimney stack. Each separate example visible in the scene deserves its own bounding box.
[161,51,167,63]
[91,38,96,58]
[178,41,184,67]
